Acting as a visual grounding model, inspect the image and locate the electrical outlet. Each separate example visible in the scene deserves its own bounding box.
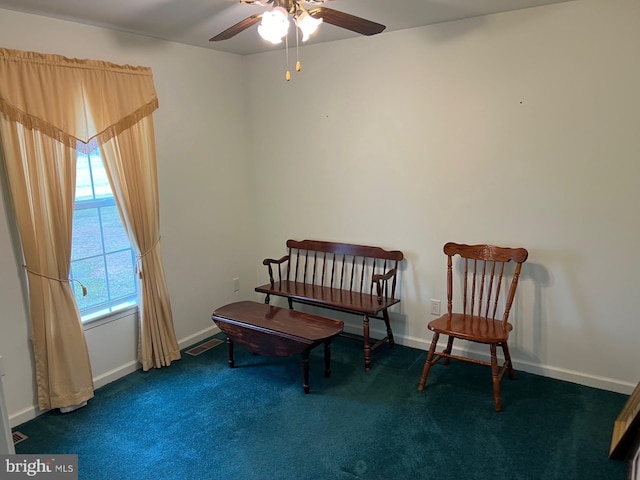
[233,277,240,292]
[430,299,441,316]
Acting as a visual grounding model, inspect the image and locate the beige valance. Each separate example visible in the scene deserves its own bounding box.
[0,48,158,151]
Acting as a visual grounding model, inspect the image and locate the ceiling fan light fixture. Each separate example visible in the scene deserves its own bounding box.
[258,6,290,45]
[295,9,323,42]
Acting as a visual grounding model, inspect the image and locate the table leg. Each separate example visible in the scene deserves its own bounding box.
[302,350,310,394]
[226,336,235,368]
[324,340,332,378]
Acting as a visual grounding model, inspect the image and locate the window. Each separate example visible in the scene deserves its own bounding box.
[70,147,137,321]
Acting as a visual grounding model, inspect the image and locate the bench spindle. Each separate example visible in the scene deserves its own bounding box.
[303,250,310,284]
[321,252,327,286]
[331,253,337,288]
[339,254,346,290]
[294,248,300,282]
[312,251,318,285]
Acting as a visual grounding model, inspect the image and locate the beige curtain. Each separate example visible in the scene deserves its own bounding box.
[0,49,158,148]
[0,48,179,409]
[0,116,93,410]
[101,116,180,370]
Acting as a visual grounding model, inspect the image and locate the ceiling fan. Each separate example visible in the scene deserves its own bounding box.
[209,0,386,44]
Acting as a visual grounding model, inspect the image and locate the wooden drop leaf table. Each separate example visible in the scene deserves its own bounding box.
[211,301,344,393]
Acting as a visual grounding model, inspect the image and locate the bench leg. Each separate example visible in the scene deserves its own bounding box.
[383,308,395,348]
[324,340,332,378]
[363,314,371,372]
[263,294,270,304]
[302,350,311,394]
[226,336,235,368]
[288,298,293,309]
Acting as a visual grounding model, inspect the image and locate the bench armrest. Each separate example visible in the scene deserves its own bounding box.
[372,268,398,304]
[262,255,290,287]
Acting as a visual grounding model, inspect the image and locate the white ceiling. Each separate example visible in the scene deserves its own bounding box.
[0,0,575,56]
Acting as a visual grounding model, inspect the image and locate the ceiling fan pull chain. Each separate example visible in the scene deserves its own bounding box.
[296,22,302,72]
[285,35,291,81]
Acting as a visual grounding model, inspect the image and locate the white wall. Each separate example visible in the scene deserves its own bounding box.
[0,9,256,425]
[247,0,640,392]
[0,0,638,427]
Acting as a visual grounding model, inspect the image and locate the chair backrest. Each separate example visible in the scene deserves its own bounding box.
[444,242,528,327]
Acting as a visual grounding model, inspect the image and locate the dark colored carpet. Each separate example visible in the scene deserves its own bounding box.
[14,334,628,479]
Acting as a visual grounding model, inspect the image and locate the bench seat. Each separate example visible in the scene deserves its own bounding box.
[255,239,404,371]
[255,281,401,315]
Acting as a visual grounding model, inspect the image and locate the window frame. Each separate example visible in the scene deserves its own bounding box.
[70,148,138,323]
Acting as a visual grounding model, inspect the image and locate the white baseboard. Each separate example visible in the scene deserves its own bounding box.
[506,359,636,395]
[10,325,223,428]
[90,325,221,392]
[9,406,40,429]
[393,330,636,395]
[178,325,220,350]
[10,323,633,428]
[93,360,140,390]
[344,323,635,395]
[90,326,220,390]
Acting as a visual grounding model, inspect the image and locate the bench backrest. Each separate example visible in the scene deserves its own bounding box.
[285,239,404,299]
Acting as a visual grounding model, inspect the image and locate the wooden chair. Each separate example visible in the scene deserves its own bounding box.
[418,242,528,411]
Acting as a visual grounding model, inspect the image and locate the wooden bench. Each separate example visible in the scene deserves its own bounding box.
[212,301,344,393]
[255,239,404,371]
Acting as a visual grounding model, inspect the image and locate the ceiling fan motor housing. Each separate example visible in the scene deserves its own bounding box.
[212,0,385,42]
[275,0,300,15]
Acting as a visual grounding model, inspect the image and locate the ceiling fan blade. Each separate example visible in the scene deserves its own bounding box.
[210,14,263,41]
[309,7,385,36]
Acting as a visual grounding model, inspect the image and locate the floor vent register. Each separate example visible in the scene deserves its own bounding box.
[185,338,223,356]
[12,431,28,445]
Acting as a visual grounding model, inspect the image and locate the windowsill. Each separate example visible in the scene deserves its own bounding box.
[82,303,138,331]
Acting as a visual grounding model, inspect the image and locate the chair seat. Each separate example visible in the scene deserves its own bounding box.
[428,314,513,344]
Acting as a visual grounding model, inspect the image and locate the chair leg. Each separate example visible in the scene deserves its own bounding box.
[490,343,502,412]
[501,341,516,380]
[443,336,454,366]
[418,333,439,391]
